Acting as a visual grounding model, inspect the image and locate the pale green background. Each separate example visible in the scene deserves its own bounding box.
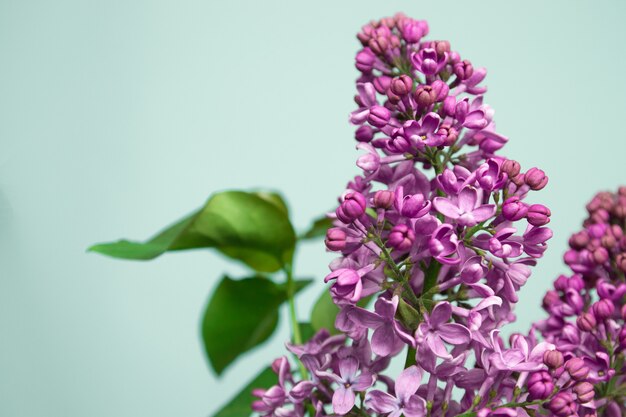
[1,0,626,416]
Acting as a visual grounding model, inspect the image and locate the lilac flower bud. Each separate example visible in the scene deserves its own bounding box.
[336,192,367,223]
[576,312,596,332]
[399,193,430,218]
[400,20,426,43]
[606,401,622,417]
[325,228,347,252]
[554,275,570,292]
[527,204,551,226]
[592,298,614,320]
[432,40,450,57]
[453,59,474,80]
[622,304,626,320]
[431,79,449,101]
[525,167,548,190]
[390,75,413,96]
[616,253,626,272]
[591,246,609,264]
[547,392,576,416]
[355,125,374,142]
[388,224,415,251]
[573,381,594,403]
[442,96,456,116]
[543,290,560,309]
[373,190,394,209]
[373,75,391,94]
[368,105,390,128]
[414,85,437,108]
[569,231,589,249]
[502,197,528,221]
[619,326,626,350]
[565,357,589,381]
[368,36,389,55]
[437,125,458,146]
[355,48,376,72]
[543,350,564,369]
[601,234,617,249]
[511,173,525,187]
[565,289,584,314]
[501,159,521,177]
[527,371,553,400]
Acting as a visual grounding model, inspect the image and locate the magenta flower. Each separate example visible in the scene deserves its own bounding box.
[416,302,471,359]
[433,186,496,227]
[347,295,415,356]
[364,366,426,417]
[316,356,375,415]
[410,47,447,75]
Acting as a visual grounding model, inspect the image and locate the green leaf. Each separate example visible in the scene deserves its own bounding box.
[212,366,276,417]
[299,215,333,240]
[202,276,309,375]
[89,190,296,272]
[298,322,315,342]
[311,290,374,335]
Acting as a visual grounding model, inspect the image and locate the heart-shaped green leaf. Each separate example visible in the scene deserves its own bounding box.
[89,191,296,272]
[299,215,333,240]
[202,276,311,375]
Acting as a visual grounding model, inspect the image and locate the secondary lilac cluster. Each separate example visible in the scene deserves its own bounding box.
[535,187,626,416]
[252,14,565,417]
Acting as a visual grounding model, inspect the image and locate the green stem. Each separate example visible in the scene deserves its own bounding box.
[284,264,308,379]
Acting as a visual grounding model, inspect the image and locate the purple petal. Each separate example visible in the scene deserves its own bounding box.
[351,371,375,391]
[374,296,398,320]
[429,302,452,327]
[426,334,451,359]
[332,386,356,415]
[403,395,427,417]
[421,112,441,133]
[364,390,398,414]
[395,366,422,402]
[371,325,396,357]
[438,323,471,345]
[338,356,359,381]
[433,197,460,219]
[348,307,385,329]
[470,204,497,223]
[458,187,478,213]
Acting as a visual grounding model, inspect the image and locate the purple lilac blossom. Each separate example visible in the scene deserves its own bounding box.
[251,14,570,417]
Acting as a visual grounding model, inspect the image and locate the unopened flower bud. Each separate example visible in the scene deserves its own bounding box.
[414,85,436,108]
[390,75,413,96]
[592,298,614,319]
[617,253,626,273]
[576,312,596,332]
[619,326,626,350]
[573,381,594,403]
[527,204,551,226]
[355,48,376,72]
[569,231,589,249]
[547,392,576,416]
[325,228,347,251]
[502,196,528,221]
[373,190,394,209]
[368,105,390,128]
[453,59,474,80]
[368,36,389,55]
[511,173,526,187]
[442,96,456,116]
[543,290,560,309]
[543,350,564,369]
[591,246,609,264]
[525,167,548,190]
[501,159,521,177]
[431,79,449,101]
[355,125,374,142]
[432,40,450,57]
[336,192,367,223]
[527,371,554,400]
[388,224,415,251]
[372,76,391,94]
[565,357,589,381]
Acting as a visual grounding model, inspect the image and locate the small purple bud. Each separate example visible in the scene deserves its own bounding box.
[616,253,626,273]
[553,275,569,292]
[368,105,390,128]
[502,196,528,221]
[576,312,596,332]
[619,326,626,350]
[453,59,474,80]
[373,190,394,209]
[442,96,456,116]
[511,173,526,187]
[432,40,450,57]
[436,125,458,146]
[399,194,430,218]
[388,224,415,251]
[591,247,609,264]
[355,48,376,72]
[622,304,626,320]
[569,231,590,249]
[543,350,564,369]
[501,159,521,177]
[431,79,449,101]
[606,401,622,417]
[542,290,560,309]
[573,381,594,403]
[336,192,367,223]
[355,125,374,142]
[414,85,436,108]
[390,75,413,96]
[565,357,589,381]
[525,167,548,190]
[547,392,576,416]
[527,371,554,400]
[373,76,392,95]
[325,228,347,251]
[527,204,551,226]
[368,36,389,55]
[592,298,615,320]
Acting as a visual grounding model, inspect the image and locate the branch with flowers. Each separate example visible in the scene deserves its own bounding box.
[88,12,621,417]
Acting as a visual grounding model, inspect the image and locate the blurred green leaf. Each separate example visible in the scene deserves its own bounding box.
[89,191,296,272]
[202,276,310,375]
[298,322,315,342]
[299,215,332,240]
[311,290,373,335]
[212,366,276,417]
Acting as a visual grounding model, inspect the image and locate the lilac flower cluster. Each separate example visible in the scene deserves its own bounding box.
[535,187,626,416]
[252,14,567,416]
